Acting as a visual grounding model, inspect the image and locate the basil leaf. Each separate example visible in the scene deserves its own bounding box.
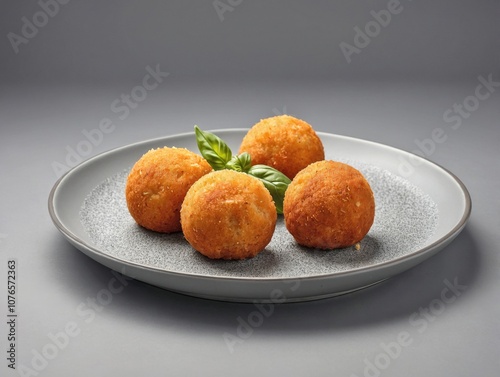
[247,164,291,214]
[226,152,252,172]
[193,126,290,214]
[194,125,233,170]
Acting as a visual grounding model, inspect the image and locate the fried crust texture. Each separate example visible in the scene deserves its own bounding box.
[283,160,375,249]
[181,170,277,260]
[125,147,212,233]
[238,115,324,179]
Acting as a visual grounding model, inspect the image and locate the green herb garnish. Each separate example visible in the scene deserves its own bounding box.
[194,125,291,214]
[225,152,252,172]
[194,125,233,170]
[247,164,291,214]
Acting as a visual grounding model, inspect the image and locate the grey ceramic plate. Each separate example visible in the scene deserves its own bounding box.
[48,130,471,302]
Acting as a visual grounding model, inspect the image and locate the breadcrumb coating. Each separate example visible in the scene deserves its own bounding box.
[181,170,277,260]
[238,115,324,179]
[283,160,375,249]
[125,147,212,233]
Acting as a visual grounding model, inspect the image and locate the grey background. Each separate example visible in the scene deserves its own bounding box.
[1,0,499,83]
[1,0,499,376]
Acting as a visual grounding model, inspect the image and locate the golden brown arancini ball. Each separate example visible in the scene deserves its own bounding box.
[283,160,375,249]
[238,115,324,179]
[180,170,277,260]
[125,147,212,233]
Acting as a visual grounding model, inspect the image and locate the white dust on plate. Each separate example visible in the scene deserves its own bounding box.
[79,161,438,278]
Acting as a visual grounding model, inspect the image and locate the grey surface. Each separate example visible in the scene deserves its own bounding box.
[1,0,499,376]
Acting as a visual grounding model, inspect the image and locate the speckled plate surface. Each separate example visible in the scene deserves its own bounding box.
[48,130,471,302]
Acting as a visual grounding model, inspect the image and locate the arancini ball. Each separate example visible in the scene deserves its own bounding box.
[180,170,277,260]
[125,147,212,233]
[238,115,324,179]
[283,160,375,249]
